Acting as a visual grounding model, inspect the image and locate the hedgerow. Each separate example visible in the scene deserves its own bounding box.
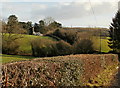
[2,54,119,87]
[31,38,73,57]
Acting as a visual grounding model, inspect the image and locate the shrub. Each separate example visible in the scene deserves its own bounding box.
[2,38,20,54]
[52,29,93,45]
[56,40,73,55]
[53,29,77,45]
[31,38,57,57]
[2,34,23,55]
[31,39,73,57]
[74,39,94,54]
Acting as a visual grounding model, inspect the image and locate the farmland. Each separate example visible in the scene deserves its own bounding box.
[92,36,111,52]
[2,34,53,55]
[1,33,112,64]
[1,28,119,87]
[17,34,53,55]
[18,35,112,54]
[1,54,35,64]
[1,20,120,87]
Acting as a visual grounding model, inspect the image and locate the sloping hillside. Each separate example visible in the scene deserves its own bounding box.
[63,27,109,37]
[17,34,52,55]
[2,34,53,55]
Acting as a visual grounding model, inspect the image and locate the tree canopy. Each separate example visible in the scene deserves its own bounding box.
[109,11,120,53]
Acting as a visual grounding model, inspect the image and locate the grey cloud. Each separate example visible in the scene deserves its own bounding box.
[31,2,89,20]
[31,2,117,21]
[1,1,118,27]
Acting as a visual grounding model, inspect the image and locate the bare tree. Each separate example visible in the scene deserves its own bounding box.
[43,17,54,26]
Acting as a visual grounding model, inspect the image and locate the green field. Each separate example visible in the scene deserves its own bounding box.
[3,34,53,55]
[92,37,112,52]
[17,34,52,55]
[3,33,111,53]
[2,34,112,64]
[1,54,35,64]
[1,34,53,63]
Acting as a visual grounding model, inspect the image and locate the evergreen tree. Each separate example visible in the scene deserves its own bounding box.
[109,11,120,53]
[19,21,32,34]
[39,20,46,33]
[34,23,40,32]
[7,15,19,33]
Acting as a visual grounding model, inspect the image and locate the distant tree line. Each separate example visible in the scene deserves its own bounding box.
[30,17,62,35]
[1,15,62,35]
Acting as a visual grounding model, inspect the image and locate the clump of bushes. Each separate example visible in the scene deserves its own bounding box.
[52,29,93,45]
[31,38,73,57]
[2,36,20,54]
[53,29,77,45]
[51,29,95,54]
[73,39,94,54]
[2,28,95,56]
[55,40,73,55]
[31,38,56,57]
[31,32,95,57]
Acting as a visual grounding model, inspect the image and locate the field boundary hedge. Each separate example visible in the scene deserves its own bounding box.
[2,54,119,87]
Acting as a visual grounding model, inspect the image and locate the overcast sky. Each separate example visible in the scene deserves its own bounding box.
[0,0,119,28]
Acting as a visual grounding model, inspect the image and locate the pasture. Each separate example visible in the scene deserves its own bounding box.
[1,54,35,64]
[2,34,53,55]
[18,35,111,54]
[2,33,112,64]
[17,34,52,55]
[92,36,111,53]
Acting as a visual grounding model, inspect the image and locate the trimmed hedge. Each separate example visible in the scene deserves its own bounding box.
[2,54,119,87]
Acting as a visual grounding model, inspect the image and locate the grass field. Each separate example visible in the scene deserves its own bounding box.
[2,34,53,55]
[2,34,112,64]
[17,34,52,55]
[92,36,112,53]
[1,34,53,63]
[3,33,111,54]
[1,54,35,64]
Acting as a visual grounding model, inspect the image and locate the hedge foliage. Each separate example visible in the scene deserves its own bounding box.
[2,35,20,54]
[73,39,94,54]
[31,36,94,57]
[31,38,73,57]
[2,54,119,87]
